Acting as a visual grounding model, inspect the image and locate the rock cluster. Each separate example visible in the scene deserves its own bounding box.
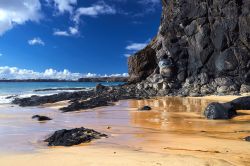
[44,127,107,146]
[128,0,250,96]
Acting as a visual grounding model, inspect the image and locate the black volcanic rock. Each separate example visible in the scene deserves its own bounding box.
[44,127,107,146]
[128,0,250,96]
[245,136,250,142]
[139,106,152,111]
[32,115,52,121]
[204,96,250,119]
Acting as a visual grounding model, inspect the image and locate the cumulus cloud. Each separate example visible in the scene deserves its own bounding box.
[28,37,45,46]
[0,66,128,80]
[73,1,116,23]
[0,0,42,36]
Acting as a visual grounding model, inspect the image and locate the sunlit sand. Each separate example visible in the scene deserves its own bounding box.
[0,96,250,166]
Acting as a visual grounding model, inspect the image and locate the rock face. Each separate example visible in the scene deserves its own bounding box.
[204,96,250,119]
[44,127,107,146]
[128,46,158,83]
[128,0,250,96]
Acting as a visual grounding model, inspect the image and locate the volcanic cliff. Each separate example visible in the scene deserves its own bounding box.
[128,0,250,96]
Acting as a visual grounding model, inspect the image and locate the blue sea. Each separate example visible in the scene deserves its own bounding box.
[0,82,124,104]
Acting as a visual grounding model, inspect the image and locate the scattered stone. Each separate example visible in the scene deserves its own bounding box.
[44,127,107,146]
[32,115,52,121]
[139,106,152,111]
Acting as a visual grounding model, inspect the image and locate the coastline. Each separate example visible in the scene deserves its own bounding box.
[0,96,250,165]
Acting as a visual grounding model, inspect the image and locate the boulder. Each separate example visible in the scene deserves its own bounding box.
[44,127,107,146]
[204,102,236,120]
[204,96,250,120]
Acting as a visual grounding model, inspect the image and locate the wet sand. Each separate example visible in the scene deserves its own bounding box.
[0,96,250,166]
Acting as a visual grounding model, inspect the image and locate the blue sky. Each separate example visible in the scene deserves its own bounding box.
[0,0,161,79]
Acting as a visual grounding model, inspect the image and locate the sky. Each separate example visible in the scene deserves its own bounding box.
[0,0,161,80]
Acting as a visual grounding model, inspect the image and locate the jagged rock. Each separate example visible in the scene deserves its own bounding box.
[240,84,250,93]
[44,127,107,146]
[95,83,108,93]
[32,115,52,121]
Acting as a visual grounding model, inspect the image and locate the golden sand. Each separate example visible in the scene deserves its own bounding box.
[0,96,250,166]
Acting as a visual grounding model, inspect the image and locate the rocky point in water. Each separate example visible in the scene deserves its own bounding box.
[44,127,107,146]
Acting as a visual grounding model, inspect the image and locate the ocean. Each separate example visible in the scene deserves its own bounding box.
[0,82,124,104]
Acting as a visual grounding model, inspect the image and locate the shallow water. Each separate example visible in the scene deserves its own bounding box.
[0,97,250,165]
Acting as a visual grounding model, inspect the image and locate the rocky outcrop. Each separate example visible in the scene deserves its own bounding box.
[128,0,250,96]
[44,127,107,146]
[204,96,250,119]
[128,46,158,83]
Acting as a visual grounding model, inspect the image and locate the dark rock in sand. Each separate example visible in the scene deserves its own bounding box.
[204,96,250,120]
[204,103,236,120]
[139,106,152,111]
[245,136,250,142]
[32,115,52,121]
[44,127,107,146]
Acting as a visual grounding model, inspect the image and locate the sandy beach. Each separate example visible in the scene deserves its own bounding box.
[0,96,250,166]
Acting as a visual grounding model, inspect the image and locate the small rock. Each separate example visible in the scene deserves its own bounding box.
[32,115,52,121]
[244,136,250,142]
[139,106,152,111]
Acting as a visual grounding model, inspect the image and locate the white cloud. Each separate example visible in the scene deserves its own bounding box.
[0,66,128,80]
[0,0,42,36]
[47,0,77,14]
[73,1,116,23]
[28,37,45,46]
[126,43,147,51]
[53,26,79,37]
